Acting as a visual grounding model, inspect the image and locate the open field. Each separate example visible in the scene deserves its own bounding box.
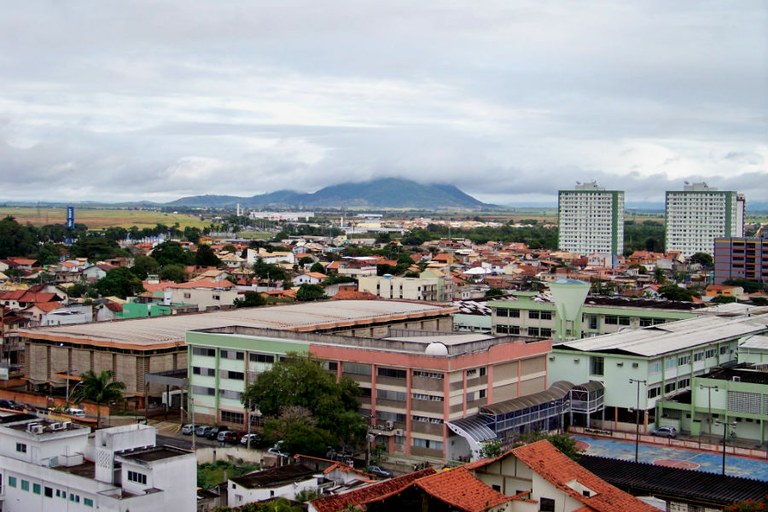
[0,207,209,230]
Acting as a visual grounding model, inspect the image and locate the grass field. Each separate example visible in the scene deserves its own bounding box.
[0,207,209,230]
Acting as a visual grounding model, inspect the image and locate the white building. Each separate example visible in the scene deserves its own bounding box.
[0,418,196,512]
[557,182,624,264]
[548,309,768,432]
[665,182,745,258]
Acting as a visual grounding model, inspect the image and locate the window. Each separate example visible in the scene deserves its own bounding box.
[694,352,704,362]
[412,438,443,450]
[191,385,215,396]
[678,355,690,366]
[605,315,618,325]
[183,292,192,299]
[192,366,216,377]
[343,362,371,376]
[496,325,520,335]
[70,494,80,503]
[8,476,16,488]
[33,483,41,494]
[192,347,215,357]
[21,480,29,491]
[540,497,556,512]
[413,370,443,379]
[127,470,147,485]
[221,350,244,361]
[647,386,660,399]
[84,497,94,507]
[45,486,53,497]
[664,382,676,394]
[479,389,486,399]
[249,353,275,363]
[379,389,407,401]
[378,367,407,379]
[590,356,604,376]
[16,442,27,453]
[221,411,244,424]
[220,389,243,400]
[224,370,244,380]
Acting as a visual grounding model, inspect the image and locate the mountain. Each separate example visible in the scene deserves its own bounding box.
[166,178,491,209]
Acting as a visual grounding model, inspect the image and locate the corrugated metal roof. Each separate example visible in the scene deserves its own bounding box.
[556,313,768,357]
[17,300,454,346]
[480,380,573,415]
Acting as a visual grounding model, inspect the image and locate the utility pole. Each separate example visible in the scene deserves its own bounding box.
[629,378,647,463]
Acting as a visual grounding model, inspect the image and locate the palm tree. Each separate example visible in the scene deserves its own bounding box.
[71,370,125,428]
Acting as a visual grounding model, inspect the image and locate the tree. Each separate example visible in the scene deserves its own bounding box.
[0,216,39,258]
[658,284,695,302]
[296,284,326,302]
[95,268,145,298]
[689,252,714,269]
[653,267,667,285]
[71,235,126,261]
[234,291,266,308]
[194,244,221,267]
[150,241,192,267]
[485,288,504,298]
[130,254,160,279]
[711,295,737,304]
[309,262,325,274]
[71,369,125,428]
[253,258,287,282]
[159,263,187,283]
[242,353,366,453]
[479,439,503,458]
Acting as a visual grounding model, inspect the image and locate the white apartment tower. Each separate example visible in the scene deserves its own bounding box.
[665,182,745,259]
[558,182,624,263]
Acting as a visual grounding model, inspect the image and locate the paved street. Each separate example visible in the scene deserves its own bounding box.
[575,435,768,481]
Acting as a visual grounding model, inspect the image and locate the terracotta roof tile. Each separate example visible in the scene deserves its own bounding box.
[509,440,658,512]
[414,466,514,512]
[311,467,436,512]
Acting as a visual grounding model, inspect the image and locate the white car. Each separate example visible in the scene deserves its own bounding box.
[241,433,260,446]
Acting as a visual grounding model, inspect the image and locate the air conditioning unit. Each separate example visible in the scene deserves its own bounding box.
[733,376,741,382]
[62,421,72,429]
[49,422,62,431]
[394,429,404,436]
[385,420,394,430]
[26,422,40,433]
[32,425,44,434]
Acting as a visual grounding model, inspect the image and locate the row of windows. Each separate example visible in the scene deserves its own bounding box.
[413,415,443,424]
[412,438,443,450]
[193,348,278,364]
[604,316,631,326]
[221,411,245,424]
[412,393,443,402]
[378,367,407,379]
[127,470,147,485]
[7,476,93,506]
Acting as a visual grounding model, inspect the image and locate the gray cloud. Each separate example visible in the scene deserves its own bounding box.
[0,1,765,206]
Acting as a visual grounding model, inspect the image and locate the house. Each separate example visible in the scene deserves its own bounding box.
[292,272,327,286]
[0,418,196,512]
[165,279,239,312]
[469,440,658,512]
[228,463,320,508]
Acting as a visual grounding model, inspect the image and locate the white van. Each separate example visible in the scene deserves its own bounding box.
[65,408,86,418]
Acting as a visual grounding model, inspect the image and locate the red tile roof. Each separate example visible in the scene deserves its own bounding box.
[508,440,658,512]
[413,466,514,512]
[311,467,436,512]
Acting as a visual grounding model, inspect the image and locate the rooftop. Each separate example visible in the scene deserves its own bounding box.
[18,300,455,350]
[231,463,317,489]
[579,455,768,508]
[555,312,768,357]
[117,445,192,463]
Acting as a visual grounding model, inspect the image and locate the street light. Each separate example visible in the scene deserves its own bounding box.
[715,420,737,475]
[699,384,718,437]
[629,378,647,463]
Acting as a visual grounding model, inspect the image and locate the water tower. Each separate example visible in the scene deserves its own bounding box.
[548,279,589,342]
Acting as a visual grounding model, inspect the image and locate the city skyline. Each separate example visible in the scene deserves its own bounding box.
[1,1,766,205]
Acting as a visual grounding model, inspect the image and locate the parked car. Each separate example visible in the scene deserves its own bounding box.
[195,425,212,437]
[217,430,239,443]
[267,440,289,458]
[181,424,196,435]
[65,408,86,418]
[367,465,392,478]
[651,425,678,438]
[206,425,228,440]
[0,399,21,411]
[240,433,261,447]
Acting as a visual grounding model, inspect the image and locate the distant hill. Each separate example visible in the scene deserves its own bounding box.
[166,178,491,210]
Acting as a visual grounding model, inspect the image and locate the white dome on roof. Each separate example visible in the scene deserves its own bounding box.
[425,341,449,356]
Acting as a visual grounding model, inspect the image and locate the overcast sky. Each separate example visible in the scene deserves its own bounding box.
[1,1,766,206]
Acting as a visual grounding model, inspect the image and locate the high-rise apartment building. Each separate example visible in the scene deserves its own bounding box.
[665,182,745,259]
[713,230,768,284]
[557,182,624,263]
